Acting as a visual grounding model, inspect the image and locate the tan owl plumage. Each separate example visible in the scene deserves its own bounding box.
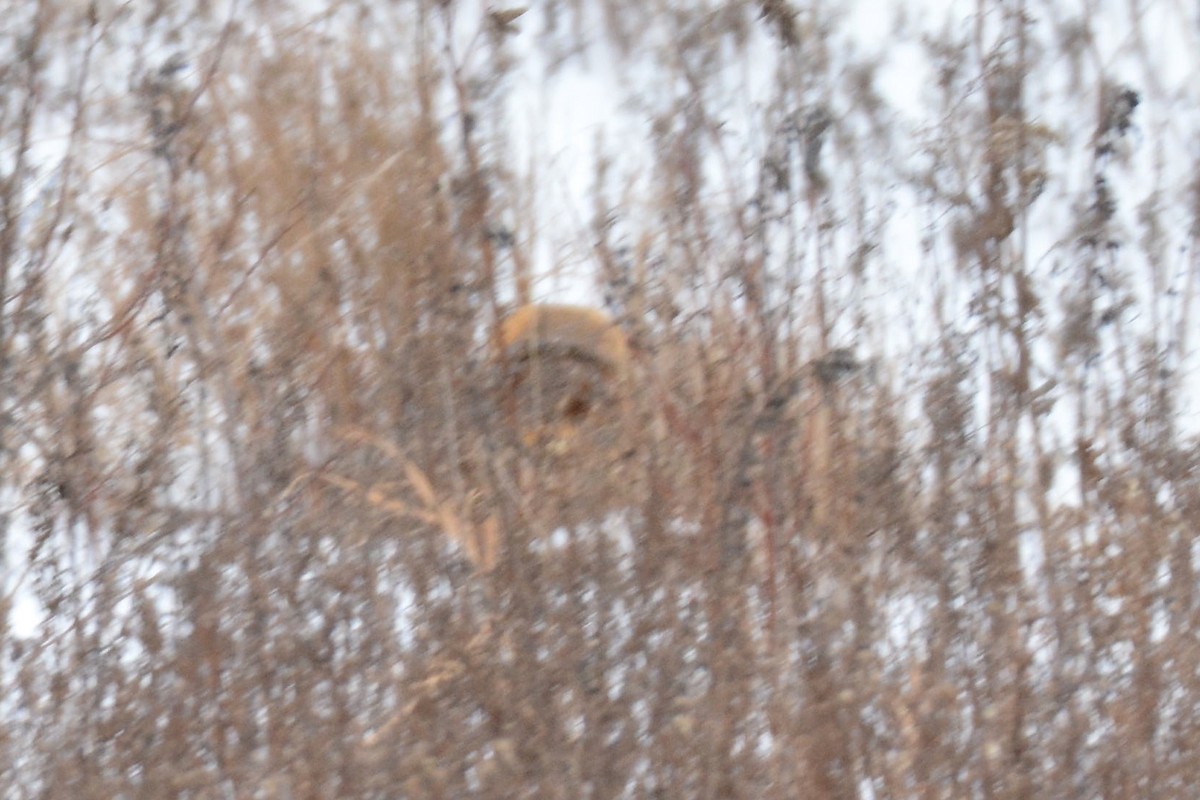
[497,304,632,451]
[499,304,630,375]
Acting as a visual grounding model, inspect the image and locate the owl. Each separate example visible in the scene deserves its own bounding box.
[497,303,631,451]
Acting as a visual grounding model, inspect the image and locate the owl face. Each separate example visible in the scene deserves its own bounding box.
[497,304,632,453]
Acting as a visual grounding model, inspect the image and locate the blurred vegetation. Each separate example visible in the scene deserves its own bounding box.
[1,0,1198,797]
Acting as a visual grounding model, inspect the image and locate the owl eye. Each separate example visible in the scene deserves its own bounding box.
[562,393,591,420]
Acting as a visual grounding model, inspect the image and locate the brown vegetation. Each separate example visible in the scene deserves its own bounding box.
[1,1,1198,798]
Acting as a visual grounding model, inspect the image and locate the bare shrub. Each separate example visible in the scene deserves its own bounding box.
[1,1,1198,798]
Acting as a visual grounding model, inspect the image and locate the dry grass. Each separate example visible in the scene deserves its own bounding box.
[1,1,1198,797]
